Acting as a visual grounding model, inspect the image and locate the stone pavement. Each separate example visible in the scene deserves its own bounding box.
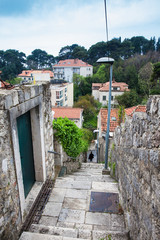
[19,163,129,240]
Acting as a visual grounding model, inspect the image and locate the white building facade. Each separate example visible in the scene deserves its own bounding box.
[92,80,129,106]
[53,59,93,83]
[50,82,73,107]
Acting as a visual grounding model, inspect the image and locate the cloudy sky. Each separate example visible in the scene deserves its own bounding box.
[0,0,159,56]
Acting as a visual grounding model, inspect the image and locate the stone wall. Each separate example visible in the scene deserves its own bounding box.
[54,139,84,174]
[110,95,160,240]
[0,83,54,240]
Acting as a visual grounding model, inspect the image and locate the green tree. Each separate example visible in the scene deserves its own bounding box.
[88,41,108,65]
[27,49,55,69]
[53,117,88,157]
[74,95,101,130]
[150,62,160,94]
[138,62,153,96]
[115,90,140,108]
[0,49,26,81]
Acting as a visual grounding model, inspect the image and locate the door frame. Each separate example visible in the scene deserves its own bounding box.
[9,95,46,218]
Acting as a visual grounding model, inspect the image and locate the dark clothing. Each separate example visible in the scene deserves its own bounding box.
[89,151,94,161]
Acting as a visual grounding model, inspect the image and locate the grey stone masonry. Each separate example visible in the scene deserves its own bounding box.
[0,83,54,240]
[110,95,160,240]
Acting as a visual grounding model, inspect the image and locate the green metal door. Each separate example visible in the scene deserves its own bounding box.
[17,111,35,198]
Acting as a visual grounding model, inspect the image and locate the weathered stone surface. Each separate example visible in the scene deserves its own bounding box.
[49,188,66,203]
[110,95,160,240]
[85,212,110,226]
[62,198,87,210]
[43,202,62,217]
[59,209,85,224]
[65,189,88,199]
[0,83,54,240]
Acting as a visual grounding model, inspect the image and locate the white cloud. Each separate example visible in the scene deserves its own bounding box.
[0,0,159,56]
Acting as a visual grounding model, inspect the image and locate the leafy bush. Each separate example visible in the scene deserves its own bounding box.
[53,117,90,158]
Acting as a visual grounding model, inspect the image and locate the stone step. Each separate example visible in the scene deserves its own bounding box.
[92,230,129,240]
[29,224,129,240]
[29,224,92,239]
[19,232,89,240]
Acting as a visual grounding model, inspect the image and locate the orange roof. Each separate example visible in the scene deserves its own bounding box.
[92,80,129,92]
[53,59,92,68]
[0,81,10,88]
[18,70,54,78]
[52,107,83,119]
[100,108,119,133]
[125,105,146,117]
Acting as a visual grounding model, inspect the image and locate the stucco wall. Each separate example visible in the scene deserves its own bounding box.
[110,96,160,240]
[0,83,54,240]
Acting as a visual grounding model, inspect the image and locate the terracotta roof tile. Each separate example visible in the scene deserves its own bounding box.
[52,107,83,119]
[99,81,129,92]
[100,108,119,133]
[53,59,92,67]
[125,105,146,117]
[18,70,54,78]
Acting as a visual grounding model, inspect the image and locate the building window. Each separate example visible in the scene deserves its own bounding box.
[113,87,117,90]
[65,88,67,92]
[56,90,63,99]
[111,96,114,100]
[103,96,106,101]
[65,96,67,101]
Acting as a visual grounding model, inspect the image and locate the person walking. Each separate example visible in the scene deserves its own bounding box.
[88,151,94,162]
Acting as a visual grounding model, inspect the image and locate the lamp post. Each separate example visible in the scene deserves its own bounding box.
[96,57,114,174]
[93,129,99,163]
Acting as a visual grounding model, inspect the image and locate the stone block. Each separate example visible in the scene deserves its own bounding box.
[65,189,88,200]
[62,198,87,210]
[59,208,85,224]
[49,188,66,203]
[43,202,62,217]
[149,150,160,168]
[24,86,31,101]
[85,212,110,226]
[5,94,13,109]
[17,89,25,103]
[12,91,19,106]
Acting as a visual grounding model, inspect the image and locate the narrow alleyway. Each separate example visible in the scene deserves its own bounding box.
[19,163,129,240]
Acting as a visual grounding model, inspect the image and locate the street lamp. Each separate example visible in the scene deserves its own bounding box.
[93,129,99,163]
[96,57,114,174]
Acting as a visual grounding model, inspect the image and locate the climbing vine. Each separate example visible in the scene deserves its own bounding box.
[53,117,90,158]
[118,105,125,125]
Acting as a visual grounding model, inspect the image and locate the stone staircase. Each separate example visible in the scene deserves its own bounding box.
[19,163,129,240]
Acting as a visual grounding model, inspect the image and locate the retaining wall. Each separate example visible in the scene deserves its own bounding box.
[110,95,160,240]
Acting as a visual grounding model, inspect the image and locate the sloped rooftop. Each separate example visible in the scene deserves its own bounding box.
[52,107,83,119]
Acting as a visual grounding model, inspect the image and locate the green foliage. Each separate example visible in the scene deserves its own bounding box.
[118,106,125,125]
[0,49,26,81]
[150,62,160,89]
[53,117,89,158]
[138,62,153,96]
[27,49,55,69]
[115,90,140,108]
[6,77,22,85]
[74,95,102,130]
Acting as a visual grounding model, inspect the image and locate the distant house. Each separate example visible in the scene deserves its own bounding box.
[97,108,119,137]
[18,70,54,83]
[97,105,147,138]
[92,80,129,106]
[52,107,83,128]
[50,82,73,107]
[53,59,93,83]
[125,105,146,119]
